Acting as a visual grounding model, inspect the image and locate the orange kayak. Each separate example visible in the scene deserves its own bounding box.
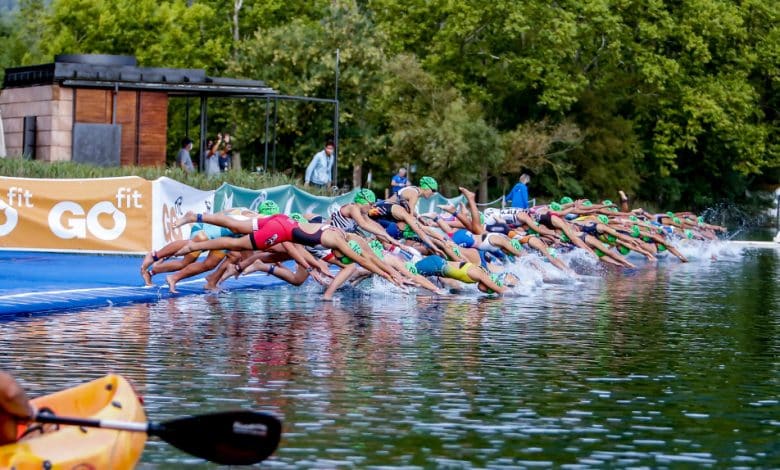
[0,374,147,470]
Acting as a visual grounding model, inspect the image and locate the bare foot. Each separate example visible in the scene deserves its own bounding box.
[204,280,220,291]
[141,268,153,286]
[166,275,179,294]
[140,251,155,272]
[459,187,476,200]
[173,211,197,228]
[220,263,240,284]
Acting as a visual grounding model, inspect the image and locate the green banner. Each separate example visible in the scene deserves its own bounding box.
[213,184,465,216]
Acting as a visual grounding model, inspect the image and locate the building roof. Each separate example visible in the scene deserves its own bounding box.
[2,54,277,97]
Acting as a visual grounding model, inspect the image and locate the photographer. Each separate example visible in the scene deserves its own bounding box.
[204,133,224,176]
[219,140,232,173]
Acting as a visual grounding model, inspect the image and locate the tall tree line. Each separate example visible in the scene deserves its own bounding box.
[0,0,777,210]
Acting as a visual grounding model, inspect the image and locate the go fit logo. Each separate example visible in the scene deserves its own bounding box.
[0,186,143,241]
[0,186,32,236]
[48,187,143,241]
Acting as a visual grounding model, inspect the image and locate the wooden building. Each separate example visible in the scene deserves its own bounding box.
[1,54,276,167]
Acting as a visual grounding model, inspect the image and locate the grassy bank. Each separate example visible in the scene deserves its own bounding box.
[0,157,335,194]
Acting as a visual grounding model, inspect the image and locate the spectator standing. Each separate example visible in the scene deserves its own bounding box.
[506,173,531,208]
[219,142,232,172]
[304,140,335,189]
[176,137,195,173]
[204,134,223,177]
[390,167,409,196]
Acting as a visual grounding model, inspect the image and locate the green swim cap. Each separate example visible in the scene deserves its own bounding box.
[354,188,376,205]
[607,234,617,244]
[547,247,558,258]
[339,239,363,264]
[602,199,614,206]
[511,238,523,251]
[581,200,593,207]
[618,245,630,255]
[672,217,681,225]
[289,212,305,222]
[697,215,704,224]
[594,248,605,257]
[629,215,639,222]
[419,176,438,191]
[631,225,641,238]
[405,262,418,275]
[369,239,384,259]
[490,273,504,287]
[658,243,667,252]
[402,224,417,239]
[259,200,280,215]
[666,211,675,217]
[560,196,574,205]
[610,207,619,212]
[549,202,562,211]
[598,214,610,225]
[528,228,538,235]
[684,229,694,239]
[560,233,570,243]
[347,239,362,255]
[452,246,462,257]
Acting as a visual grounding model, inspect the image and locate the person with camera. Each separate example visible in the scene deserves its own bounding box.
[204,133,226,176]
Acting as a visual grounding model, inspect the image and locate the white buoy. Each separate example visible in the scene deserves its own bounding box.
[774,231,780,243]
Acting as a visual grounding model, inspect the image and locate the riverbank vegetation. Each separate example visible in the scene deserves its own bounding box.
[1,0,777,211]
[0,157,309,193]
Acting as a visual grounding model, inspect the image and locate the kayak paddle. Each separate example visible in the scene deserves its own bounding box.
[34,410,282,465]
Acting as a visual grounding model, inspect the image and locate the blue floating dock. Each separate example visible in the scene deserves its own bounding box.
[0,251,286,317]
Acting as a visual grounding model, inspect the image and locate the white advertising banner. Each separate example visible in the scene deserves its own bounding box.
[151,177,215,250]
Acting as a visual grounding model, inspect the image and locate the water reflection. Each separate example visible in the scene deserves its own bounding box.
[0,249,778,468]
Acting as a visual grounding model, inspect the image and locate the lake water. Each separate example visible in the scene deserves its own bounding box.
[1,243,778,468]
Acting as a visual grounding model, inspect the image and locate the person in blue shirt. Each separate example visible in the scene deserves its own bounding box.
[506,174,531,208]
[390,167,409,196]
[305,140,335,189]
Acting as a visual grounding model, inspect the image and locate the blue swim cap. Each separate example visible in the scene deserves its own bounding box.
[452,229,475,248]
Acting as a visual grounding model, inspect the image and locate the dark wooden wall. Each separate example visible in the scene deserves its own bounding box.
[74,88,168,166]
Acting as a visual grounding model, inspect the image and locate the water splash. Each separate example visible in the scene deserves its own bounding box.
[700,202,768,235]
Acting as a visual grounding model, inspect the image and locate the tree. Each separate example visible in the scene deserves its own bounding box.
[373,54,503,198]
[229,1,388,187]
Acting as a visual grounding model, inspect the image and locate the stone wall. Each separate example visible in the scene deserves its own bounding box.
[0,85,73,161]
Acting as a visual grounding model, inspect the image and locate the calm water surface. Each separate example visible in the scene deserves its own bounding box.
[1,246,778,468]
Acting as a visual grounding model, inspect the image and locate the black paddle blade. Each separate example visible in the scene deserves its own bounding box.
[150,411,282,465]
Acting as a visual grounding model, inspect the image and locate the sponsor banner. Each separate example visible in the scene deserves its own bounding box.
[0,176,151,253]
[151,177,214,249]
[213,184,465,216]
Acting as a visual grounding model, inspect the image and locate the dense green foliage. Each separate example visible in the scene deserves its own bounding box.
[0,157,315,192]
[1,0,777,210]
